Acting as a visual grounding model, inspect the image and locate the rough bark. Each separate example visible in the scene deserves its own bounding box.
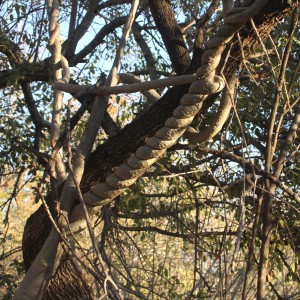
[21,1,297,299]
[148,0,191,74]
[44,255,94,300]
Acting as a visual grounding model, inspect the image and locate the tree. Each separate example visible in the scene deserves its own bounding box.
[0,0,299,299]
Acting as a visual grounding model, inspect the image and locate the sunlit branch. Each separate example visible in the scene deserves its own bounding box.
[55,73,197,96]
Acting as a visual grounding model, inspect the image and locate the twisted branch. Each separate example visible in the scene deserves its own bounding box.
[78,1,269,209]
[47,0,70,183]
[184,74,237,144]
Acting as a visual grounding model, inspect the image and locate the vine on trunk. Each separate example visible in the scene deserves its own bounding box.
[80,0,269,210]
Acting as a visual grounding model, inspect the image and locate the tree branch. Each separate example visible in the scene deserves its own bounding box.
[132,22,159,80]
[62,0,99,56]
[148,0,191,74]
[21,82,51,130]
[71,16,128,65]
[117,224,237,239]
[186,145,300,202]
[55,73,197,95]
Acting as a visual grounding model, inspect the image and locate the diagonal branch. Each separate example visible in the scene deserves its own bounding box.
[185,74,237,144]
[184,145,300,202]
[15,2,141,299]
[21,82,51,130]
[63,0,100,56]
[132,22,159,80]
[20,1,298,298]
[148,0,191,74]
[71,16,128,65]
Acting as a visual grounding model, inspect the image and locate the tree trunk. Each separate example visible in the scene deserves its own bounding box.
[21,1,297,298]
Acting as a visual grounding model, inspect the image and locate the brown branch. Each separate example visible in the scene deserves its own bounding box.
[0,61,51,89]
[258,9,299,298]
[148,0,191,74]
[96,0,131,11]
[71,16,128,65]
[64,0,78,54]
[187,145,300,202]
[21,2,298,295]
[274,103,300,179]
[68,78,121,137]
[116,199,238,220]
[118,73,160,103]
[55,73,197,95]
[63,0,100,56]
[0,246,22,260]
[132,22,159,80]
[21,82,51,130]
[117,224,237,239]
[192,0,220,60]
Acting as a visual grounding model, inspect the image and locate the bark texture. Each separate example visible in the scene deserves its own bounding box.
[44,255,94,300]
[148,0,191,74]
[21,1,297,298]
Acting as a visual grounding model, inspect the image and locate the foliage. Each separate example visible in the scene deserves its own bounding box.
[0,0,299,299]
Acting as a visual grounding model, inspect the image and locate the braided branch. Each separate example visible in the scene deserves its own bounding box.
[80,1,269,208]
[185,74,237,144]
[47,0,70,85]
